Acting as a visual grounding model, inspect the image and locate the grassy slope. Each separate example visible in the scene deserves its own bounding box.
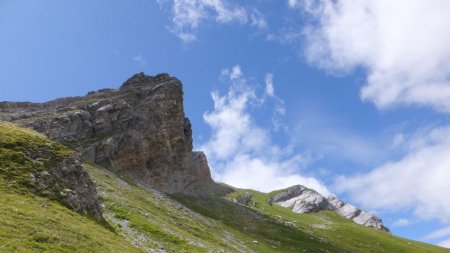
[84,163,252,253]
[0,122,142,252]
[1,121,449,252]
[86,163,449,253]
[223,188,450,253]
[0,121,73,191]
[0,178,142,252]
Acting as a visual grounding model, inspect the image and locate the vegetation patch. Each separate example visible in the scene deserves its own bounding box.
[0,121,73,190]
[0,177,142,252]
[84,164,252,253]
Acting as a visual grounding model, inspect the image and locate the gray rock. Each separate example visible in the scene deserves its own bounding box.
[25,151,102,221]
[268,185,306,204]
[231,194,253,205]
[274,188,330,213]
[269,185,389,232]
[0,72,217,195]
[49,155,103,221]
[327,196,345,209]
[352,211,389,231]
[336,203,361,219]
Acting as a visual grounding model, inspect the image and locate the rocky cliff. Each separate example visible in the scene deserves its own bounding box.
[268,185,389,231]
[0,73,215,194]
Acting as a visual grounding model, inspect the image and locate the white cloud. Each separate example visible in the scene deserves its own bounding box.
[302,0,450,112]
[200,65,331,196]
[438,238,450,249]
[336,126,450,222]
[262,73,287,131]
[132,54,147,66]
[392,218,410,228]
[288,0,300,8]
[391,133,405,148]
[265,73,275,97]
[228,65,243,80]
[170,0,247,42]
[298,0,450,232]
[266,27,303,45]
[424,226,450,241]
[160,0,266,42]
[250,10,267,30]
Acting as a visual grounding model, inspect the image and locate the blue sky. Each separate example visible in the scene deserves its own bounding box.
[2,0,450,248]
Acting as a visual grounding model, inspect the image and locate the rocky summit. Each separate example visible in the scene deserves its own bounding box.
[268,185,389,231]
[0,73,216,195]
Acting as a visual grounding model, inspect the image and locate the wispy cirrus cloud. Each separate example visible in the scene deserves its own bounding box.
[131,54,148,66]
[392,218,410,228]
[424,226,450,241]
[157,0,267,42]
[423,226,450,249]
[438,239,450,249]
[287,0,300,8]
[199,65,331,196]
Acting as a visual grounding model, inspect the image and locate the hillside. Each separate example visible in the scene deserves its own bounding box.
[0,122,141,252]
[1,122,449,252]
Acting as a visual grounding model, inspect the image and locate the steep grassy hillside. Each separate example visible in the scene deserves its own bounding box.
[0,177,142,252]
[1,121,449,252]
[88,161,353,252]
[0,122,142,252]
[0,121,73,191]
[86,163,450,253]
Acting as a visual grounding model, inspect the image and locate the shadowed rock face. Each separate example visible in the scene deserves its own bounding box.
[269,185,390,232]
[0,73,215,194]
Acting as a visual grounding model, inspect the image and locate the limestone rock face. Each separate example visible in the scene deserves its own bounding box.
[269,185,389,232]
[0,73,215,194]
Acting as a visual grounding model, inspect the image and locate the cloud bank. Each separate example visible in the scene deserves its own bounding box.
[302,0,450,112]
[199,65,331,196]
[336,126,450,221]
[299,0,450,226]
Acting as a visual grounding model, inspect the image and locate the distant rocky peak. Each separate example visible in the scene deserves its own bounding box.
[269,185,389,232]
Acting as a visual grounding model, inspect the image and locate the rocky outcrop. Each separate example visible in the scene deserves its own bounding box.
[0,121,102,221]
[32,154,103,221]
[230,194,253,205]
[0,73,216,195]
[268,185,389,231]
